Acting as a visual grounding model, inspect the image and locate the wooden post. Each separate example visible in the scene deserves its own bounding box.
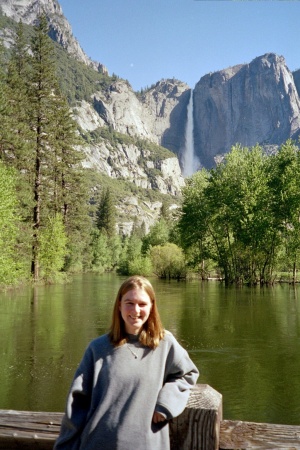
[169,383,223,450]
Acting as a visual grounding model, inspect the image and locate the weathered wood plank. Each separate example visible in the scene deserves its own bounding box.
[1,386,300,449]
[219,419,300,449]
[0,411,61,449]
[170,384,223,450]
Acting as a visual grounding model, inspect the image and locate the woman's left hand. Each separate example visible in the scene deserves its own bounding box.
[152,411,167,423]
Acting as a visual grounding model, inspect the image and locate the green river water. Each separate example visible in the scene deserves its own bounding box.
[0,273,299,425]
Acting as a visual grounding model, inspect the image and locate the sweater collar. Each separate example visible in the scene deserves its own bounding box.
[126,333,140,343]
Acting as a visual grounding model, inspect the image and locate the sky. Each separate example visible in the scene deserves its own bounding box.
[58,0,300,92]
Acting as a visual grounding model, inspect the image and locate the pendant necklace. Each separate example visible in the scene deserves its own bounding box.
[127,344,138,359]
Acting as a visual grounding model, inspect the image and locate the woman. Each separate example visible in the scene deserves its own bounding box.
[54,276,199,450]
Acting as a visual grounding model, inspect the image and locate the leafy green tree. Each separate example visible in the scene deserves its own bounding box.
[127,255,152,277]
[150,243,186,279]
[109,234,123,269]
[89,229,122,273]
[90,229,111,273]
[142,218,169,254]
[206,145,276,284]
[39,214,67,282]
[179,145,282,285]
[178,169,212,277]
[267,140,300,282]
[118,235,142,274]
[0,162,24,285]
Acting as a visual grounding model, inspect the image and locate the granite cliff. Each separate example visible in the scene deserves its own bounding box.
[1,0,300,225]
[0,0,107,73]
[193,53,300,167]
[73,79,186,196]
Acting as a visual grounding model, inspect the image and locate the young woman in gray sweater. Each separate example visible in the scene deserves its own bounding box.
[54,275,199,450]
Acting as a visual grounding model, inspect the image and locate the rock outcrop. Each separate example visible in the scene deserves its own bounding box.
[74,79,188,196]
[91,79,190,154]
[293,68,300,98]
[0,0,107,73]
[76,104,185,196]
[141,80,190,157]
[193,53,300,167]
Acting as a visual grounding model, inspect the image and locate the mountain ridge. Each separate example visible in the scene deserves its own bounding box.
[1,1,300,181]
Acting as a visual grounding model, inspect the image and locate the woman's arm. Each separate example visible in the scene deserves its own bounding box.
[54,348,94,450]
[155,338,199,420]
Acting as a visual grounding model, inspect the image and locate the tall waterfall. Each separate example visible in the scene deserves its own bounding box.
[182,89,199,177]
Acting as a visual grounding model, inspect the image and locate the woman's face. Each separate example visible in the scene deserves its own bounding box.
[119,288,152,335]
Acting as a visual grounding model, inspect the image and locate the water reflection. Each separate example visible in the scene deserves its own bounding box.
[0,274,299,425]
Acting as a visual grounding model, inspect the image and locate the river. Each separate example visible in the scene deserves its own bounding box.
[0,273,299,425]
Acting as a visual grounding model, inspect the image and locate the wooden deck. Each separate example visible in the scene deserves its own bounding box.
[0,410,61,449]
[1,385,300,449]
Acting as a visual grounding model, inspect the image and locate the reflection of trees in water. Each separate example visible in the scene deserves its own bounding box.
[176,281,300,425]
[1,275,300,423]
[29,287,38,409]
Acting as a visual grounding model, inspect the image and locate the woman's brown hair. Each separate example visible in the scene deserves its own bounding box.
[109,276,165,349]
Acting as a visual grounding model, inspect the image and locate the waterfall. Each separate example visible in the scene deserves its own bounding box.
[182,89,199,177]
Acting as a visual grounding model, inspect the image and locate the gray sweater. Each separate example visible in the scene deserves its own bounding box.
[54,331,199,450]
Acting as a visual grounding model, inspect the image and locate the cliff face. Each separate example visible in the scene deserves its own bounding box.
[0,0,107,73]
[85,52,300,171]
[91,79,190,152]
[74,81,186,196]
[142,81,190,157]
[2,0,300,178]
[293,68,300,98]
[193,54,300,167]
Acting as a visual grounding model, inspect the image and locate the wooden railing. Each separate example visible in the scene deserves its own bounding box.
[1,384,300,449]
[170,384,300,449]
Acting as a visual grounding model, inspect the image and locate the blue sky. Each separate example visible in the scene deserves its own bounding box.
[58,0,300,92]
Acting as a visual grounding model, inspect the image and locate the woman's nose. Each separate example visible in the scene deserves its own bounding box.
[133,304,140,313]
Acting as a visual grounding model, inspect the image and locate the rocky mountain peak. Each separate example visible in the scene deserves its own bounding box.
[0,0,108,73]
[148,78,186,96]
[1,0,60,23]
[193,52,300,167]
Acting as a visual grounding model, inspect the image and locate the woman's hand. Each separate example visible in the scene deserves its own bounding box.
[152,411,167,423]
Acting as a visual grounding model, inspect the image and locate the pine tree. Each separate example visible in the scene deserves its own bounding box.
[6,20,34,222]
[51,95,90,270]
[39,213,68,282]
[0,43,14,162]
[1,16,95,283]
[96,188,116,238]
[26,15,57,279]
[6,20,33,172]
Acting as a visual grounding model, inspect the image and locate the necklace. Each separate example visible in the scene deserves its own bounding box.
[126,344,138,359]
